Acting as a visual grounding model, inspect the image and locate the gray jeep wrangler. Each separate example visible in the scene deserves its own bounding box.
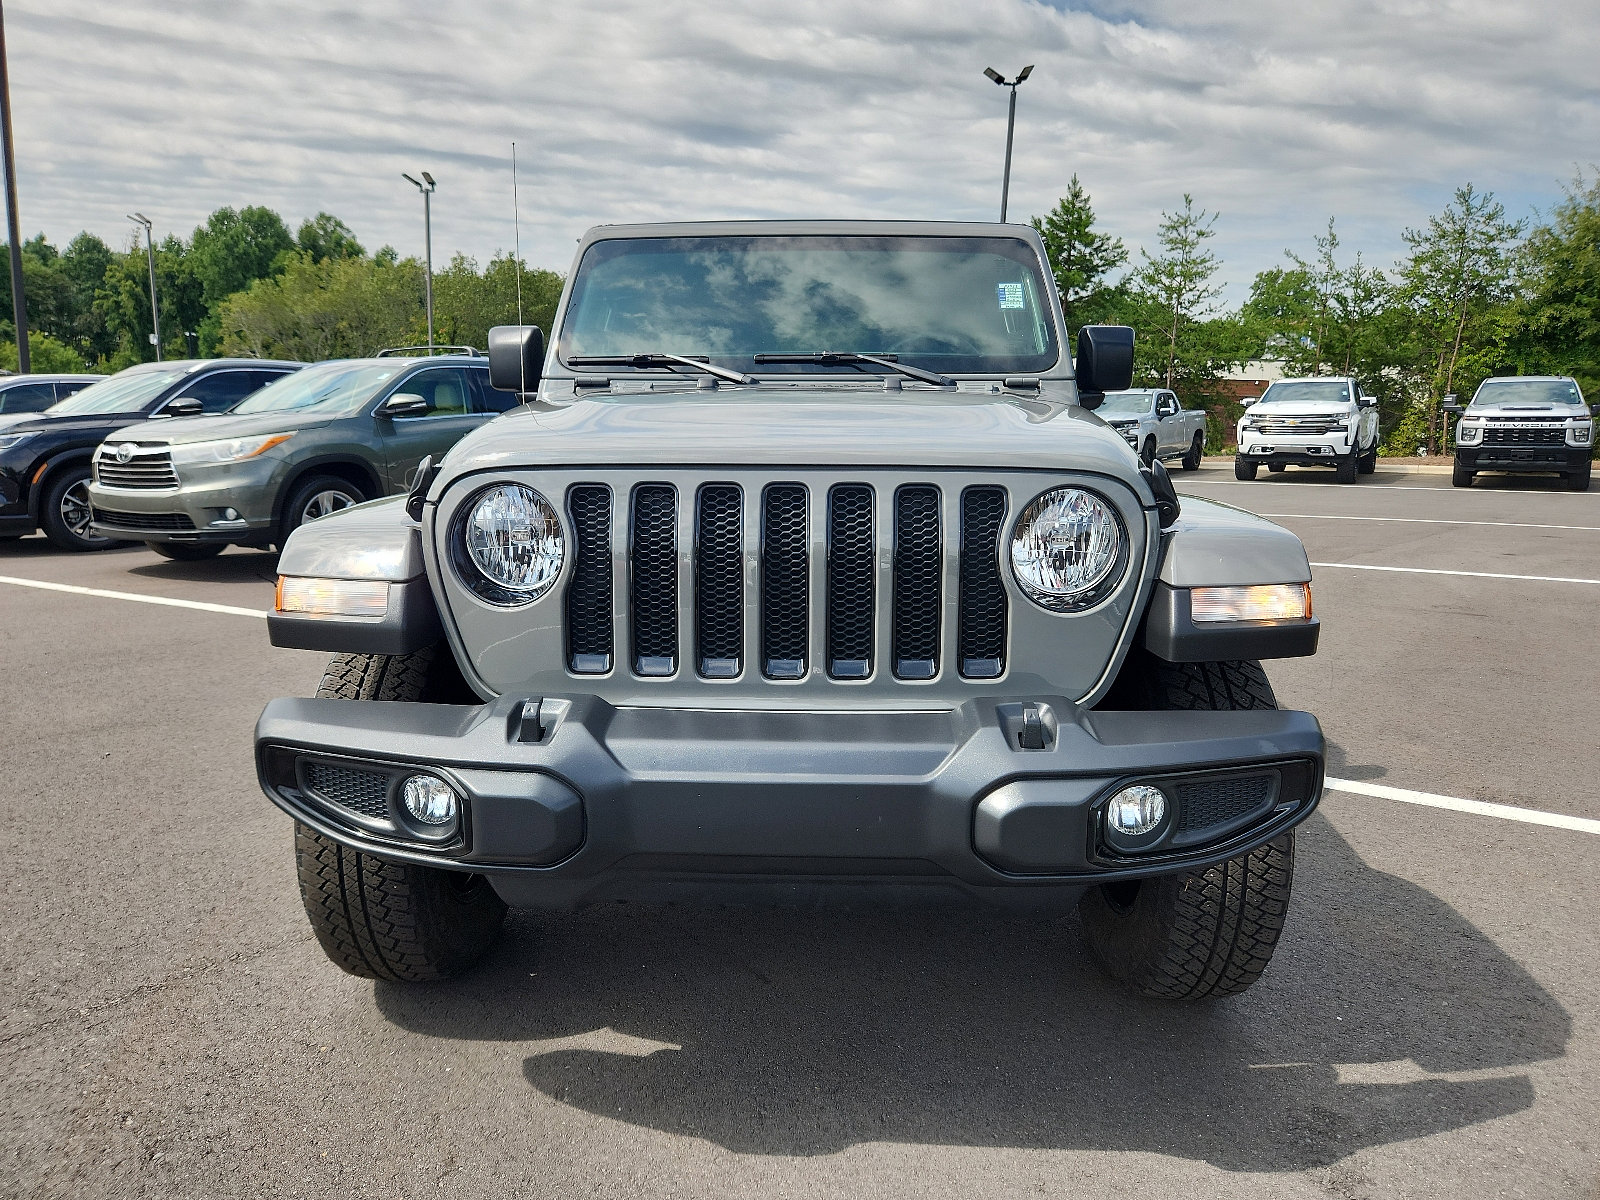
[258,221,1324,999]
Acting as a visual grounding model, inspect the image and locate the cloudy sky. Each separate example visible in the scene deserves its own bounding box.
[9,0,1598,300]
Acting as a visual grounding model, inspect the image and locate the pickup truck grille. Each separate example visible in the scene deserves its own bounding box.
[1252,417,1342,436]
[94,447,178,488]
[562,479,1010,683]
[1483,426,1564,445]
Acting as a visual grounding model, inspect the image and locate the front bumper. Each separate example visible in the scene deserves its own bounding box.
[1237,437,1350,467]
[1455,446,1591,473]
[87,460,281,543]
[256,694,1324,910]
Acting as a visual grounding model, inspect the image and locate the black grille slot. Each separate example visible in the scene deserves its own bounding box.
[566,485,613,673]
[91,508,196,532]
[1176,774,1274,834]
[826,484,875,679]
[1484,426,1564,445]
[303,761,391,821]
[761,484,809,679]
[630,484,679,676]
[696,484,744,677]
[957,487,1007,678]
[892,485,941,679]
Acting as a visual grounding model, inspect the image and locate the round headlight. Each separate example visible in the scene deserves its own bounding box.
[1010,487,1128,611]
[456,483,564,605]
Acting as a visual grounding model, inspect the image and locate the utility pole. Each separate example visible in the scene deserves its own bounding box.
[127,213,160,359]
[0,0,30,372]
[983,65,1034,223]
[403,171,437,350]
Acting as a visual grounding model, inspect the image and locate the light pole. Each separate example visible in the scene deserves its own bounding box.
[983,64,1034,223]
[403,171,437,350]
[0,0,30,372]
[127,212,160,360]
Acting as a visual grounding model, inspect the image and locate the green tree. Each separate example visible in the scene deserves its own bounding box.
[1127,195,1231,397]
[1030,176,1127,338]
[1,330,86,372]
[215,251,426,360]
[1393,184,1525,453]
[432,253,565,351]
[296,213,364,263]
[1514,171,1600,398]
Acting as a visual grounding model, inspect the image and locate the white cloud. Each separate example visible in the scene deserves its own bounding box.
[9,0,1597,300]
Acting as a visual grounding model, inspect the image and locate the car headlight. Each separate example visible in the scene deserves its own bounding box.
[454,482,564,605]
[1009,487,1128,612]
[1455,422,1482,444]
[0,431,36,453]
[1569,422,1593,446]
[169,433,294,464]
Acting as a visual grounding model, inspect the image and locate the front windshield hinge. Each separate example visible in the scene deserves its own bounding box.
[573,376,611,390]
[1004,377,1042,392]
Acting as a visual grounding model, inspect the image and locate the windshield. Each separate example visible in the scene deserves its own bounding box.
[559,235,1059,376]
[1099,392,1156,416]
[45,365,191,416]
[1471,379,1584,407]
[1258,380,1351,405]
[230,360,407,416]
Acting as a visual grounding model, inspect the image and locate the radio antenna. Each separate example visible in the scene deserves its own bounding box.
[511,141,526,395]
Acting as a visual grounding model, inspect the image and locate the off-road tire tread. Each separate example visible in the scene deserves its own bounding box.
[1335,453,1358,484]
[316,646,441,701]
[1233,458,1258,481]
[1079,659,1295,999]
[294,824,506,981]
[1181,433,1204,471]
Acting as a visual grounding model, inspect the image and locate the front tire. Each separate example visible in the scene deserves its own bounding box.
[1568,461,1592,492]
[1358,445,1378,474]
[40,466,120,552]
[1181,432,1204,471]
[279,474,365,545]
[147,541,226,561]
[1080,659,1296,999]
[293,648,505,980]
[1453,462,1475,488]
[1335,451,1358,484]
[1233,457,1258,481]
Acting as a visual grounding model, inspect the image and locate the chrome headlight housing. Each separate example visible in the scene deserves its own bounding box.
[453,483,565,606]
[1455,421,1483,445]
[1009,487,1128,612]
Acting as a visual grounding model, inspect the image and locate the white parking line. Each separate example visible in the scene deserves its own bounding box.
[1310,561,1600,585]
[1189,480,1599,495]
[1326,777,1600,836]
[1263,513,1600,533]
[0,575,269,619]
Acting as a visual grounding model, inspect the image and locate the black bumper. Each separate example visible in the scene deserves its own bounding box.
[256,694,1324,910]
[1456,447,1590,473]
[1238,450,1346,468]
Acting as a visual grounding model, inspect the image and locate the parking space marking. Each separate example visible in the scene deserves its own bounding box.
[0,575,268,619]
[1263,513,1600,533]
[1310,562,1600,585]
[1326,777,1600,836]
[1187,480,1599,495]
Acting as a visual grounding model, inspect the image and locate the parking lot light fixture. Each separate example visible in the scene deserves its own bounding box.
[984,65,1035,223]
[127,212,160,361]
[403,172,438,351]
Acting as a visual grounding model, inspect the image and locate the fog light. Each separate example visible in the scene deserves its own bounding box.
[223,507,239,521]
[402,775,459,825]
[1107,784,1168,837]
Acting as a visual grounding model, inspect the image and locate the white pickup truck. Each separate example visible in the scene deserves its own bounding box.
[1097,388,1208,470]
[1234,376,1380,484]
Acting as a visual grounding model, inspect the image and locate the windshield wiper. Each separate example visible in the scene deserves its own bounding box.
[752,351,954,387]
[568,353,754,385]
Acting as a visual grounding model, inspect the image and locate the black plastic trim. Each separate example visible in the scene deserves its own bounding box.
[267,577,443,655]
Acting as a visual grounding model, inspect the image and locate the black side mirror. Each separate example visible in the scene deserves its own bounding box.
[1590,402,1599,416]
[163,397,203,417]
[1074,325,1134,410]
[378,393,430,419]
[1441,395,1462,414]
[488,325,545,393]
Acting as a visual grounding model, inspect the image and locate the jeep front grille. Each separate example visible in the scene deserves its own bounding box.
[562,479,1011,683]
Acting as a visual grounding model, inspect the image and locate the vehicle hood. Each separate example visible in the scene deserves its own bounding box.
[1244,400,1355,418]
[1464,400,1582,417]
[441,386,1147,484]
[107,411,339,446]
[0,413,33,433]
[0,412,147,437]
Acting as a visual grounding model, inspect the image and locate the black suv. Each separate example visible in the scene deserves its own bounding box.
[0,359,300,551]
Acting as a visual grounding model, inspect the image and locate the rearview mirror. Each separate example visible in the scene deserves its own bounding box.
[379,393,429,418]
[488,325,545,393]
[1241,396,1259,407]
[1441,394,1462,414]
[1074,325,1134,410]
[163,397,203,417]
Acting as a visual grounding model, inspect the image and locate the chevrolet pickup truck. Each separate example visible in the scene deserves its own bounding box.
[1098,388,1208,470]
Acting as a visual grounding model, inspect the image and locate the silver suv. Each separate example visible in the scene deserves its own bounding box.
[255,221,1325,1001]
[87,352,519,560]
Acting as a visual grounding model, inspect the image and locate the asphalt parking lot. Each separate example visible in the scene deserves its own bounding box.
[2,464,1598,1199]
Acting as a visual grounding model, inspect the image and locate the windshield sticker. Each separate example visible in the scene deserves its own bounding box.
[997,282,1026,310]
